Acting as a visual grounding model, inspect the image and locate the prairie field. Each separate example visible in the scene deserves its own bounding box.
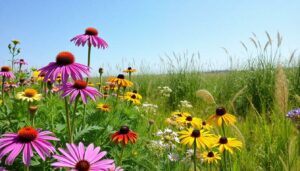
[0,33,300,171]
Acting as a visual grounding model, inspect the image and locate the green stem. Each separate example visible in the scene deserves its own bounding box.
[64,98,73,143]
[119,145,125,166]
[72,97,80,135]
[193,138,197,171]
[83,104,86,127]
[1,76,5,102]
[223,151,227,171]
[221,123,226,137]
[24,165,29,171]
[129,73,132,81]
[86,44,92,83]
[99,74,102,91]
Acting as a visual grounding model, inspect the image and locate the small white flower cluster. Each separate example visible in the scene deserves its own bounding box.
[178,100,193,108]
[142,102,158,115]
[158,86,172,97]
[168,153,180,162]
[150,128,180,150]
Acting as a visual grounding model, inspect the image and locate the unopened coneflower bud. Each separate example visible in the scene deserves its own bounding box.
[29,106,38,115]
[19,78,25,84]
[98,68,104,74]
[149,119,155,125]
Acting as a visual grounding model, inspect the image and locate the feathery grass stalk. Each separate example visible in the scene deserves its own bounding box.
[275,65,288,114]
[64,98,73,143]
[193,138,197,171]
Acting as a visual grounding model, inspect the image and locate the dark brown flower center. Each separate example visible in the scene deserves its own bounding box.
[191,129,200,138]
[128,67,132,70]
[24,88,37,97]
[19,78,25,83]
[1,66,10,72]
[20,59,24,62]
[85,27,98,36]
[119,126,130,134]
[75,160,90,171]
[102,104,109,108]
[186,116,193,121]
[216,107,226,116]
[17,127,38,143]
[73,80,87,89]
[207,152,214,157]
[117,74,125,79]
[219,137,228,144]
[131,95,136,99]
[56,51,75,65]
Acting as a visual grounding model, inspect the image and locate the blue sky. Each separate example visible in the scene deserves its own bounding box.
[0,0,299,75]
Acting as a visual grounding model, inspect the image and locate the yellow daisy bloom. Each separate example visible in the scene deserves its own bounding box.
[124,94,141,105]
[208,107,236,127]
[96,103,111,112]
[171,111,191,118]
[201,151,221,164]
[123,67,137,73]
[16,88,42,102]
[108,74,133,87]
[178,128,212,149]
[176,115,202,128]
[212,136,243,154]
[125,90,142,100]
[32,71,45,81]
[88,82,95,87]
[201,120,213,130]
[56,74,62,82]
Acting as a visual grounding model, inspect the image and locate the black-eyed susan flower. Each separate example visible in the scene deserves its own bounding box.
[125,90,142,100]
[171,111,191,118]
[176,115,202,128]
[178,128,212,148]
[111,126,138,145]
[201,120,213,130]
[212,136,242,154]
[96,103,111,112]
[123,67,137,73]
[124,94,141,105]
[208,107,236,127]
[201,151,221,164]
[108,74,133,87]
[16,88,42,102]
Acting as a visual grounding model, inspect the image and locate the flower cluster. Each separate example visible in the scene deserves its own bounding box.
[158,86,172,97]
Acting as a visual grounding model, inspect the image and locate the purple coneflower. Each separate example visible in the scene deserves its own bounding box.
[0,66,15,79]
[14,59,28,65]
[38,51,89,83]
[51,142,114,171]
[71,27,108,49]
[15,59,28,72]
[60,80,101,104]
[0,126,59,166]
[108,164,124,171]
